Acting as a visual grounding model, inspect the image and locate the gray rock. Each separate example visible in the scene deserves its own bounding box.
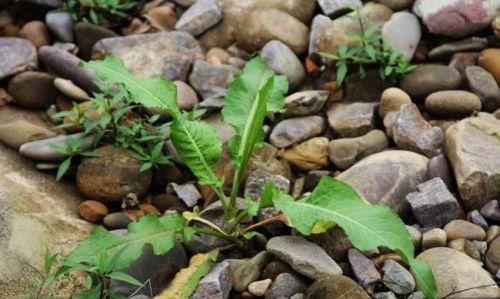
[191,261,232,299]
[270,116,325,148]
[232,251,272,292]
[0,37,38,80]
[444,116,500,209]
[309,14,333,55]
[417,247,500,298]
[39,46,99,93]
[328,130,389,170]
[337,150,429,215]
[480,200,500,222]
[166,183,201,207]
[391,103,443,158]
[175,0,222,36]
[19,133,95,162]
[382,260,415,294]
[348,248,381,293]
[261,40,306,90]
[266,236,342,279]
[7,71,59,109]
[407,292,425,299]
[406,178,464,228]
[327,102,377,138]
[425,90,482,118]
[284,90,329,117]
[236,9,309,55]
[291,293,304,299]
[45,11,73,42]
[92,32,203,81]
[400,64,462,99]
[103,212,131,230]
[111,243,187,296]
[265,273,307,299]
[382,12,421,61]
[465,66,500,112]
[449,52,480,78]
[74,22,118,60]
[305,275,371,299]
[467,210,489,230]
[427,154,455,191]
[0,142,92,297]
[317,0,362,16]
[373,292,397,299]
[188,59,240,99]
[428,37,488,59]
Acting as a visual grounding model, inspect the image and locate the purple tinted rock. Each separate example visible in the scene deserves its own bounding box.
[191,261,232,299]
[0,37,38,80]
[348,248,381,294]
[481,200,500,222]
[406,177,464,228]
[468,210,490,230]
[413,0,495,38]
[427,154,455,191]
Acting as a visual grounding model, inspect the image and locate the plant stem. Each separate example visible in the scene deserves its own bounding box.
[242,214,289,234]
[229,210,249,233]
[195,227,242,245]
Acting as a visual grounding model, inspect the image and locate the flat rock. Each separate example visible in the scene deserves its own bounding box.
[39,46,98,93]
[45,11,73,42]
[382,11,421,61]
[399,64,461,99]
[327,102,377,138]
[261,40,306,90]
[429,37,488,59]
[19,133,95,162]
[338,150,429,215]
[0,37,38,80]
[92,32,203,81]
[406,178,463,228]
[318,0,362,17]
[417,247,500,298]
[270,116,325,148]
[266,236,342,279]
[348,248,381,293]
[281,137,329,171]
[73,22,118,60]
[175,0,222,36]
[0,119,56,149]
[236,9,309,55]
[444,116,500,209]
[0,143,91,298]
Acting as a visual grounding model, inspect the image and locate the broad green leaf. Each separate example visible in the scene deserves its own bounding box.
[83,56,180,117]
[107,271,143,287]
[244,182,278,217]
[155,250,219,299]
[222,56,288,199]
[272,176,437,298]
[409,259,438,299]
[64,214,187,270]
[170,117,223,187]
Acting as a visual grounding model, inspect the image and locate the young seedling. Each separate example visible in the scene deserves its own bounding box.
[319,6,416,85]
[63,0,138,25]
[49,137,100,181]
[55,56,437,299]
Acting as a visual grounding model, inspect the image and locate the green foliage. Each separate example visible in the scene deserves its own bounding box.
[272,176,437,298]
[60,55,436,298]
[319,7,415,85]
[49,137,100,180]
[156,250,219,299]
[63,0,138,26]
[222,57,288,216]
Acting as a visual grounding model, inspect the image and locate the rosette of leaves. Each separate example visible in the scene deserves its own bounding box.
[63,0,138,26]
[52,55,437,298]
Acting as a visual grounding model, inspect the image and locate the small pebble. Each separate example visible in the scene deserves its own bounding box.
[422,228,447,249]
[248,279,272,297]
[78,200,109,223]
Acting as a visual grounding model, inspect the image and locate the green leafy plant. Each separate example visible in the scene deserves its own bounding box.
[49,137,100,181]
[63,0,138,25]
[54,55,436,298]
[319,6,416,85]
[53,82,170,173]
[23,249,64,299]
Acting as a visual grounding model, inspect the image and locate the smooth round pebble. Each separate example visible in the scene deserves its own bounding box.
[103,212,131,230]
[378,87,412,118]
[444,219,486,241]
[425,90,482,117]
[78,200,109,223]
[54,78,89,101]
[422,228,447,249]
[248,279,272,297]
